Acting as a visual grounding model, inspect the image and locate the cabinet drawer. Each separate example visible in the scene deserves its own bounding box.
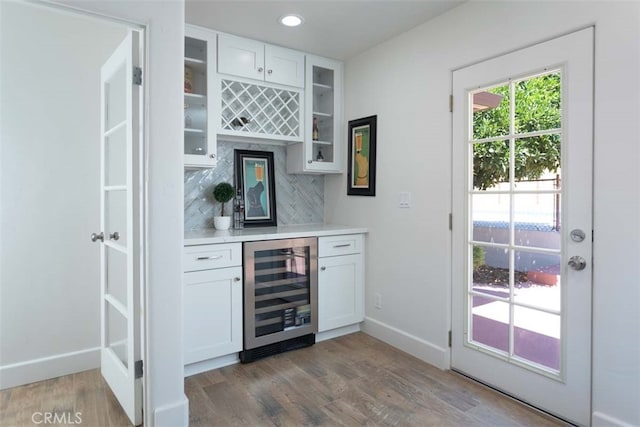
[318,234,363,257]
[183,243,242,272]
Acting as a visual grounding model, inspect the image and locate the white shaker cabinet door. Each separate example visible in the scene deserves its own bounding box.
[218,33,265,81]
[265,44,305,88]
[183,266,243,364]
[318,253,364,332]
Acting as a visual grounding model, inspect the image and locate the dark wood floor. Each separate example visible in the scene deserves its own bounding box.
[185,332,564,426]
[1,332,565,426]
[0,368,130,427]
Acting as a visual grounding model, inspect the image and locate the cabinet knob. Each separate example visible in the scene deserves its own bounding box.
[257,67,264,73]
[234,277,241,282]
[308,160,313,164]
[320,266,326,271]
[267,69,273,75]
[109,232,120,241]
[209,154,216,159]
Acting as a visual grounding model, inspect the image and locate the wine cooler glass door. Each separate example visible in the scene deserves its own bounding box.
[243,238,318,350]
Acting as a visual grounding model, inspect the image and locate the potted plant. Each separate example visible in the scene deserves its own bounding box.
[212,182,234,230]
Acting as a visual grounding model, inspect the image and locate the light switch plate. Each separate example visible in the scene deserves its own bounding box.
[399,191,411,208]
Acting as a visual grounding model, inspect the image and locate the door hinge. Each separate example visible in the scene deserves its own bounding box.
[449,213,453,230]
[134,360,143,379]
[448,330,452,347]
[449,95,453,113]
[133,67,142,86]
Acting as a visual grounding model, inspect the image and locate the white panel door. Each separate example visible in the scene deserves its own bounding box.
[265,44,305,88]
[217,33,265,81]
[451,28,593,425]
[96,30,142,426]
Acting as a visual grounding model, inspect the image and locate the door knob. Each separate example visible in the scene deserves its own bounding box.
[90,232,104,242]
[568,256,587,271]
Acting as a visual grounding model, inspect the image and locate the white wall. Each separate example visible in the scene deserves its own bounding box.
[0,1,128,386]
[325,2,640,426]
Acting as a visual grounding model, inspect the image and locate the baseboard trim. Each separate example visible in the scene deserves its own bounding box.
[317,324,361,342]
[362,317,448,369]
[184,353,240,378]
[0,347,100,390]
[154,395,189,427]
[592,411,636,427]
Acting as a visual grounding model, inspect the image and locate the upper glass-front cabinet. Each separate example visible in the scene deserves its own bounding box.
[287,55,343,174]
[184,27,216,168]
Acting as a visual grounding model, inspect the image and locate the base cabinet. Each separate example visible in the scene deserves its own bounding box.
[318,235,364,333]
[183,263,243,365]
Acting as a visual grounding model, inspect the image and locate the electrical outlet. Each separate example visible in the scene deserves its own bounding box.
[374,293,382,309]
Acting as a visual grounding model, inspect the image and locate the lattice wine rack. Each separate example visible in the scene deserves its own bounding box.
[220,79,302,140]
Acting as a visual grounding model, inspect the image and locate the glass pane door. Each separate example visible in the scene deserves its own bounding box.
[468,70,563,374]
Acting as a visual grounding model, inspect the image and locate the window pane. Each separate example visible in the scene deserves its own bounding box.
[105,63,126,130]
[514,135,561,190]
[514,194,561,250]
[473,140,510,191]
[514,251,561,312]
[106,246,127,307]
[515,72,561,133]
[471,298,509,354]
[472,85,510,140]
[107,302,128,369]
[514,306,560,371]
[472,193,510,245]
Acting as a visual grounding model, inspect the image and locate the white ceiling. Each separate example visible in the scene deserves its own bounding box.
[185,1,466,60]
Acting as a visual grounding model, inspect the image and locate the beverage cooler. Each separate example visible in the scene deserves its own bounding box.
[240,237,318,362]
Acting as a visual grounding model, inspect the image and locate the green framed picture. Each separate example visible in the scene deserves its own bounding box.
[347,115,377,196]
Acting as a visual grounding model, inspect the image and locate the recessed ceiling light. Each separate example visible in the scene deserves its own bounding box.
[279,14,304,27]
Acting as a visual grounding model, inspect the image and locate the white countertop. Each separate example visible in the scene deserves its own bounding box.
[184,224,368,245]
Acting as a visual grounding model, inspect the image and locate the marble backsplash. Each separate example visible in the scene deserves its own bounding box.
[185,141,325,230]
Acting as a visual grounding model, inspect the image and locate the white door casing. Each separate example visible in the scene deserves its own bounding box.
[99,30,143,426]
[451,28,593,425]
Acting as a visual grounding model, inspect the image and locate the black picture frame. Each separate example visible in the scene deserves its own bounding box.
[347,115,377,196]
[234,149,277,227]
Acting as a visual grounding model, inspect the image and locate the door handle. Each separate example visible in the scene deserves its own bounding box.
[568,256,587,271]
[90,232,104,242]
[196,255,223,261]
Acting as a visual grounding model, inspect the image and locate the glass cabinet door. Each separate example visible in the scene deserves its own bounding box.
[184,29,216,168]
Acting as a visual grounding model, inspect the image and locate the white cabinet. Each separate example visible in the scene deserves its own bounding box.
[184,26,217,168]
[318,235,364,332]
[183,243,243,365]
[287,55,343,174]
[218,33,305,88]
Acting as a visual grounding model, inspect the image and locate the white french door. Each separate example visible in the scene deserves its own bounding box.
[451,28,593,425]
[95,30,143,426]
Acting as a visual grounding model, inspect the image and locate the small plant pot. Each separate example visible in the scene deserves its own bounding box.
[213,216,231,230]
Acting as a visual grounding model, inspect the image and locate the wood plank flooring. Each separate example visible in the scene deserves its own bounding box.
[0,368,130,427]
[185,333,565,427]
[0,332,566,426]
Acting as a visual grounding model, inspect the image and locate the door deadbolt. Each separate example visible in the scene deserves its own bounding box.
[570,229,586,243]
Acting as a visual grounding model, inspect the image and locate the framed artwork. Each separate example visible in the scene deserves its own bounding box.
[347,115,377,196]
[234,149,278,227]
